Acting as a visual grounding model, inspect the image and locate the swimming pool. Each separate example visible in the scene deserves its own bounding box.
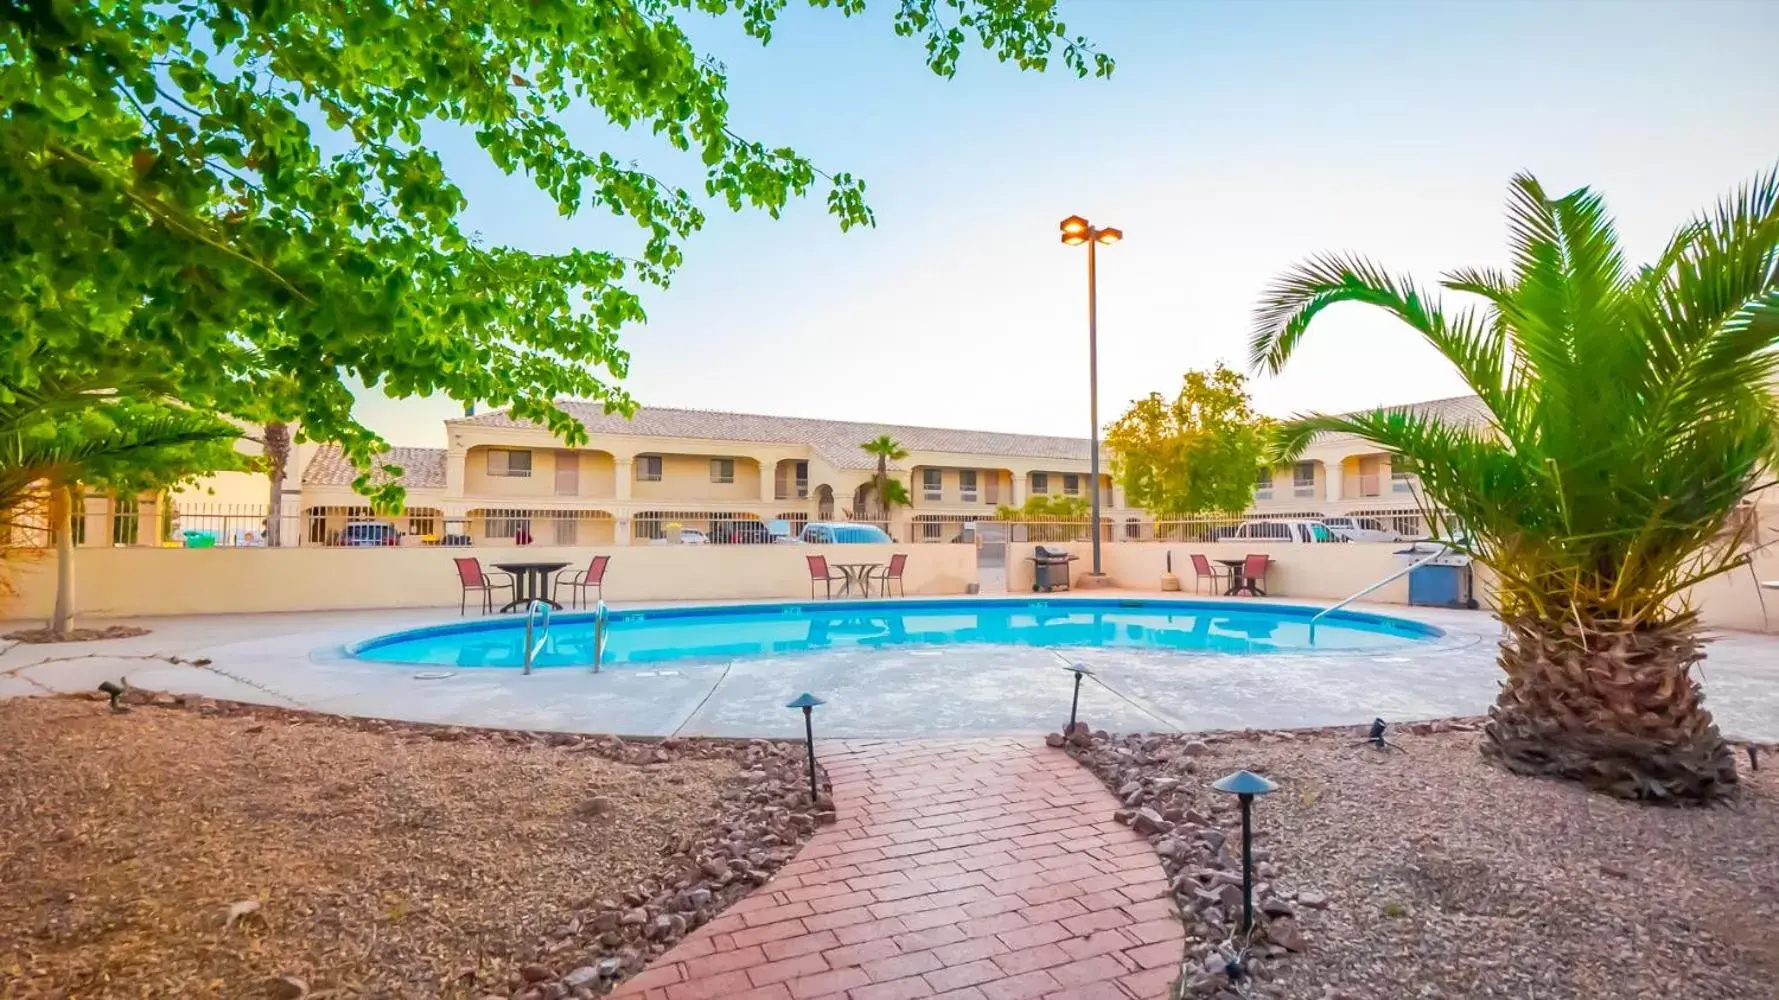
[348,598,1443,669]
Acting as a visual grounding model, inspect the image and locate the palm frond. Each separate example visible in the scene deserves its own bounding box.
[1250,254,1527,446]
[1248,167,1779,626]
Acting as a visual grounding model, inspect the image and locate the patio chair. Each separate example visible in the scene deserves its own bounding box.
[1188,553,1228,594]
[1241,553,1271,597]
[874,552,908,597]
[806,554,844,599]
[454,557,514,615]
[554,554,609,609]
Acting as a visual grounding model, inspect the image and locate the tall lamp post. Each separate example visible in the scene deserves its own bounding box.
[1059,215,1122,579]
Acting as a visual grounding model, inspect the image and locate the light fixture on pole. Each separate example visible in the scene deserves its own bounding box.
[1058,215,1122,581]
[1063,662,1093,733]
[1211,768,1279,938]
[785,692,825,803]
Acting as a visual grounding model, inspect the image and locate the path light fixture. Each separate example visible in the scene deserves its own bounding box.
[1212,768,1279,937]
[1355,716,1405,753]
[97,679,125,712]
[1063,662,1094,732]
[786,692,825,803]
[1058,214,1122,581]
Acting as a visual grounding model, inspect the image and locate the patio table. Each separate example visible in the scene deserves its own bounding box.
[494,561,570,612]
[832,562,883,598]
[1216,558,1267,597]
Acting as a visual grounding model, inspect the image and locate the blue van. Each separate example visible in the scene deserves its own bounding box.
[799,522,892,544]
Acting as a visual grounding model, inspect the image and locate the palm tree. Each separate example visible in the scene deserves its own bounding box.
[2,384,240,639]
[1249,170,1779,802]
[859,435,909,522]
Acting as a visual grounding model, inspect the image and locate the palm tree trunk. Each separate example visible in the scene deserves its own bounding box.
[50,483,76,640]
[263,422,290,547]
[1482,614,1739,801]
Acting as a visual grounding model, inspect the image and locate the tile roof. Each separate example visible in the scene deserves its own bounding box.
[449,401,1099,471]
[302,445,447,489]
[296,394,1493,489]
[1312,394,1490,441]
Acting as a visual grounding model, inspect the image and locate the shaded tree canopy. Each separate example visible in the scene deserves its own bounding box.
[2,0,1110,505]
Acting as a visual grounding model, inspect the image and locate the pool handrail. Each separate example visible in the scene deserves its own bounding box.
[591,600,609,673]
[1308,543,1450,643]
[522,599,553,674]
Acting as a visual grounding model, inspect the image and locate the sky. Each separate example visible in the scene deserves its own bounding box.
[351,0,1779,447]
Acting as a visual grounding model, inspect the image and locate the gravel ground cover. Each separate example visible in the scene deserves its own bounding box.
[1062,719,1778,1000]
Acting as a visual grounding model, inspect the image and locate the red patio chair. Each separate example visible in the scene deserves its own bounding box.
[806,554,844,599]
[874,552,908,597]
[454,557,514,615]
[555,554,609,609]
[1241,553,1271,597]
[1188,553,1228,594]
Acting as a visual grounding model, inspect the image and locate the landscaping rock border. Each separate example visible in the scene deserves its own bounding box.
[77,689,834,1000]
[1052,716,1489,999]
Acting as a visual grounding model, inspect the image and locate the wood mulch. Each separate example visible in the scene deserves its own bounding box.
[0,697,738,999]
[2,625,151,644]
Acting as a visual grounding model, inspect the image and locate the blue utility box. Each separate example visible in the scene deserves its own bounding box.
[1408,564,1468,607]
[1396,545,1478,609]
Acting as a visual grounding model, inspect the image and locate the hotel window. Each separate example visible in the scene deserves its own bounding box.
[922,468,943,501]
[958,470,978,502]
[1293,462,1317,498]
[1031,472,1049,495]
[637,455,663,482]
[486,448,532,478]
[1392,467,1415,493]
[1062,474,1081,496]
[1255,468,1273,500]
[710,458,735,484]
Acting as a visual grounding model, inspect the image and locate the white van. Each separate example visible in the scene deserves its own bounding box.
[1320,516,1403,543]
[1214,519,1339,543]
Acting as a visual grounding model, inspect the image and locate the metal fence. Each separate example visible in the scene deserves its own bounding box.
[2,500,1438,550]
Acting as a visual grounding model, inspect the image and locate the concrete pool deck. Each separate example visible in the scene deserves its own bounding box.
[5,594,1779,741]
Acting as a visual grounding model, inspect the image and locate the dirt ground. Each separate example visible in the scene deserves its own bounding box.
[0,697,737,999]
[1193,727,1779,999]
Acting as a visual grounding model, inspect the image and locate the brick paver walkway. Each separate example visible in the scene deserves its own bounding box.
[612,739,1183,1000]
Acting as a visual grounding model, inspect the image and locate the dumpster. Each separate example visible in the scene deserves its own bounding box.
[1395,544,1477,609]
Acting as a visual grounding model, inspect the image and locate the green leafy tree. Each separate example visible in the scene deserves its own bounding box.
[1,368,242,638]
[859,435,910,520]
[1105,364,1269,522]
[4,1,1110,506]
[995,494,1089,541]
[1249,170,1779,803]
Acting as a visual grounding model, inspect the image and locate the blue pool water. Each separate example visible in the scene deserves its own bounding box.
[349,598,1442,669]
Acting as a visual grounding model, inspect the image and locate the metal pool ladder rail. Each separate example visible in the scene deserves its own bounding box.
[1308,544,1450,643]
[591,600,609,674]
[522,599,553,674]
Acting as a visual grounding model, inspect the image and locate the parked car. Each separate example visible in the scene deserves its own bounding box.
[650,527,710,545]
[1216,519,1338,543]
[339,521,401,546]
[713,520,778,544]
[800,522,893,544]
[1320,516,1404,543]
